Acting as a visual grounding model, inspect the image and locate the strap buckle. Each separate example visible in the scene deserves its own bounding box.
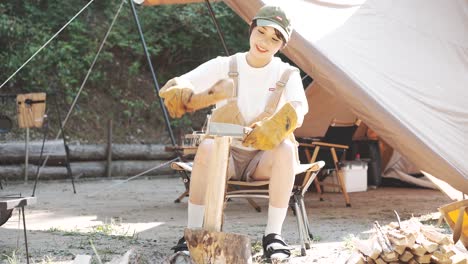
[228,71,239,78]
[276,81,286,87]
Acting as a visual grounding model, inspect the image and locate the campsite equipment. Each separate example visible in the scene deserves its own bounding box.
[0,196,37,264]
[16,93,46,129]
[439,200,468,249]
[184,136,252,264]
[322,160,368,193]
[220,0,468,195]
[348,218,468,263]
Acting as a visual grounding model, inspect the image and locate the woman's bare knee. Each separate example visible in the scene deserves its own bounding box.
[194,138,214,166]
[272,140,295,159]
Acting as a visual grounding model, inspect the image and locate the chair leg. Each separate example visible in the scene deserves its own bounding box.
[314,178,324,201]
[299,197,313,243]
[293,199,307,256]
[335,169,351,207]
[245,198,261,212]
[331,148,351,207]
[174,190,189,203]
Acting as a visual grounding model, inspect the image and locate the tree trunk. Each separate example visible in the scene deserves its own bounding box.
[0,160,175,180]
[0,141,176,162]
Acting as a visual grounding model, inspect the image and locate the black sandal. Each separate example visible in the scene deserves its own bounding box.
[170,236,189,253]
[262,233,291,259]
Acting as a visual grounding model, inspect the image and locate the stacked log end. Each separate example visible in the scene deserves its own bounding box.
[347,219,468,264]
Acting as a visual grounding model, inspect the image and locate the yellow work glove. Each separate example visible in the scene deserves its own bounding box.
[159,78,194,118]
[242,103,298,150]
[159,78,234,119]
[185,79,234,112]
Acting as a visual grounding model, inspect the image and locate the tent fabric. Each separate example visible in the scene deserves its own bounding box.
[224,0,468,194]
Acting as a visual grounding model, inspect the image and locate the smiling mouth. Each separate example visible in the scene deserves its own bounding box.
[256,44,268,53]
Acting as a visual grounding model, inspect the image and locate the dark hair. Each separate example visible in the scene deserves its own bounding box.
[249,20,286,47]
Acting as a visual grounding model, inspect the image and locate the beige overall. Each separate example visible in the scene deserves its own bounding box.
[210,56,298,126]
[206,56,300,181]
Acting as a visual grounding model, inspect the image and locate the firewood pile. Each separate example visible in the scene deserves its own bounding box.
[346,219,468,264]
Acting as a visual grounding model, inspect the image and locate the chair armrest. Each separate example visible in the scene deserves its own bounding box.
[299,142,349,150]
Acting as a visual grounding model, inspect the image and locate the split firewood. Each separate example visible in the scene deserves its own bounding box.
[415,253,433,263]
[388,229,416,248]
[399,250,414,262]
[380,251,399,262]
[346,251,366,264]
[352,237,381,260]
[374,221,393,253]
[416,233,439,253]
[439,244,456,257]
[410,243,428,256]
[408,259,419,264]
[420,225,453,245]
[431,250,452,264]
[374,258,386,264]
[393,244,406,255]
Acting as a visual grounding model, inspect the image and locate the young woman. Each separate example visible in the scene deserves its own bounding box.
[159,5,308,260]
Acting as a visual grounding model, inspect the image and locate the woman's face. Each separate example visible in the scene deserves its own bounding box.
[249,26,283,61]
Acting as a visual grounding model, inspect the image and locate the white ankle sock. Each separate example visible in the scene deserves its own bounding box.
[265,204,288,236]
[187,201,205,228]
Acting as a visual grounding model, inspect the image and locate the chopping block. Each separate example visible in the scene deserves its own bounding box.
[184,136,252,264]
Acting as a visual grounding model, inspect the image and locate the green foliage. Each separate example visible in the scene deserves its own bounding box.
[0,1,248,142]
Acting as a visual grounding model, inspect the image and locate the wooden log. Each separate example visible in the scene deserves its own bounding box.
[0,142,176,162]
[415,254,432,263]
[431,250,452,264]
[345,251,366,264]
[374,258,386,264]
[399,250,414,262]
[381,252,399,263]
[388,229,416,248]
[203,136,231,232]
[185,137,251,264]
[439,244,456,257]
[393,244,406,255]
[352,237,381,260]
[0,160,174,180]
[411,243,428,257]
[420,225,453,245]
[0,140,66,162]
[184,229,251,264]
[374,221,393,251]
[418,235,439,253]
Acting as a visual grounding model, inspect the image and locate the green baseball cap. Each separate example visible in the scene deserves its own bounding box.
[253,5,292,42]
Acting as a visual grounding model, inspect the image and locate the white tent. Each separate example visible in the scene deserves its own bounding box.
[223,0,468,194]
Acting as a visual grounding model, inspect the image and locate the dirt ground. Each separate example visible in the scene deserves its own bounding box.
[0,175,459,264]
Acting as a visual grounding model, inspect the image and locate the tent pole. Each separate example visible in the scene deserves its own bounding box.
[128,0,178,148]
[128,0,191,190]
[204,0,230,56]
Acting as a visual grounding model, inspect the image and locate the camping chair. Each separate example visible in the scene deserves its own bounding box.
[170,160,326,256]
[438,199,468,249]
[297,119,361,207]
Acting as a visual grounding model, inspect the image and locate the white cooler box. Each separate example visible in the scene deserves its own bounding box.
[322,160,368,193]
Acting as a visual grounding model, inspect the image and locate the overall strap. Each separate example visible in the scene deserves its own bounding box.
[228,55,239,97]
[263,67,299,115]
